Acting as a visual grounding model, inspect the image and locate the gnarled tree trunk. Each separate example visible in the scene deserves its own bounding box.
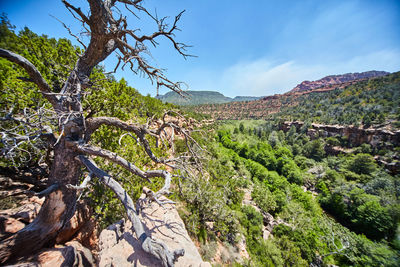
[0,0,193,265]
[0,89,83,264]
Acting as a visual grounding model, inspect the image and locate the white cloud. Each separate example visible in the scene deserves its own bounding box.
[220,60,322,96]
[343,49,400,73]
[184,49,400,97]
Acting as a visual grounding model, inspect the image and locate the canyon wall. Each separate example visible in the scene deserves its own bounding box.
[280,121,400,148]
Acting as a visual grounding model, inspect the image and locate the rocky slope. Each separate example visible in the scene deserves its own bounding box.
[98,194,211,267]
[280,121,400,148]
[0,169,211,266]
[289,70,389,93]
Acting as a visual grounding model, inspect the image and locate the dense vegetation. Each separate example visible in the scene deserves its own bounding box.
[271,72,400,129]
[205,120,400,265]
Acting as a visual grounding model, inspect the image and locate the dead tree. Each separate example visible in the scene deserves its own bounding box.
[0,0,194,265]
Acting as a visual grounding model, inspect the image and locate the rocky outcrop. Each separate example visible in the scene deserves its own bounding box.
[289,71,389,93]
[11,241,95,266]
[0,196,44,240]
[0,192,98,265]
[241,187,284,241]
[98,194,211,267]
[281,121,400,174]
[1,168,210,266]
[280,121,400,148]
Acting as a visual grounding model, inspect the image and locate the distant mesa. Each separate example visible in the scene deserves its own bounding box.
[156,90,262,106]
[289,70,390,93]
[231,96,261,102]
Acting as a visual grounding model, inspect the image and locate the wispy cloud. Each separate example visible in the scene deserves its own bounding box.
[184,49,400,97]
[219,60,322,96]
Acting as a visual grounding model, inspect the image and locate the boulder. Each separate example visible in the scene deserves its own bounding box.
[236,234,249,260]
[0,196,43,240]
[37,241,94,267]
[6,241,94,267]
[98,194,211,267]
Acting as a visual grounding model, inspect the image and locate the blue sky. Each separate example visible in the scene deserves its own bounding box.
[1,0,400,97]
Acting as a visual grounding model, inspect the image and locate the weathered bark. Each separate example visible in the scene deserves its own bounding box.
[0,140,80,263]
[0,46,82,263]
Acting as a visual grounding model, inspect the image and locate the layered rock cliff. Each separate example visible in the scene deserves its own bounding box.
[279,121,400,148]
[289,71,389,93]
[280,121,400,173]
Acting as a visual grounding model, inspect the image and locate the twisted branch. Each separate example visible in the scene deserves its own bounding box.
[0,49,59,108]
[78,155,184,267]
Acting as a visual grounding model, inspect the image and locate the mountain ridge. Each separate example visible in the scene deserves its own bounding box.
[157,70,390,106]
[156,90,262,105]
[193,71,398,124]
[289,70,389,93]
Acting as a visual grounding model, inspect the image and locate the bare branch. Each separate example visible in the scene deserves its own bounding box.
[0,106,58,166]
[69,141,173,184]
[50,15,87,49]
[36,183,60,198]
[0,49,59,108]
[85,115,200,167]
[86,116,143,136]
[117,0,143,5]
[66,173,92,191]
[61,0,91,25]
[85,116,166,164]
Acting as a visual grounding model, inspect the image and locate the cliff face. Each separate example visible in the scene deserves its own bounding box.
[289,71,389,93]
[280,121,400,174]
[280,121,400,148]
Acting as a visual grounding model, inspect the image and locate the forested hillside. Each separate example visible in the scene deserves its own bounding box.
[194,72,400,130]
[157,90,232,105]
[175,118,400,266]
[271,72,400,129]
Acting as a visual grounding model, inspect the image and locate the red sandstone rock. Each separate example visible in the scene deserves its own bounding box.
[98,194,211,267]
[12,241,94,266]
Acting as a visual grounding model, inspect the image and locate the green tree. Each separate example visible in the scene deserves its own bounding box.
[252,182,277,213]
[303,139,325,161]
[347,153,377,175]
[239,122,245,133]
[269,130,281,147]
